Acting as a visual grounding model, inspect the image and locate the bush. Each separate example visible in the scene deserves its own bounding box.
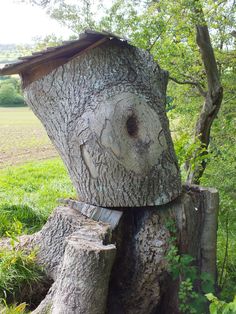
[0,78,25,107]
[206,293,236,314]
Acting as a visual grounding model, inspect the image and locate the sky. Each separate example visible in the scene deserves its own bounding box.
[0,0,73,45]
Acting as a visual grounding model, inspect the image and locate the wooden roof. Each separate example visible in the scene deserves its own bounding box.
[0,30,128,76]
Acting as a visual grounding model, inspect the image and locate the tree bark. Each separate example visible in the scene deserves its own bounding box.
[0,186,218,314]
[0,205,115,313]
[186,4,223,184]
[24,40,181,207]
[4,33,219,313]
[33,229,116,314]
[154,185,219,314]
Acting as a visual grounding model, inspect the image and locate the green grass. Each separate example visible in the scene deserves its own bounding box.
[0,96,233,309]
[0,158,75,309]
[0,247,44,303]
[0,158,75,235]
[0,302,27,314]
[0,106,75,309]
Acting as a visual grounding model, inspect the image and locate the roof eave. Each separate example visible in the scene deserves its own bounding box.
[0,30,128,76]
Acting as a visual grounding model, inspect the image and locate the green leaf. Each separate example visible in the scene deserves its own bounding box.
[209,302,218,314]
[206,293,218,302]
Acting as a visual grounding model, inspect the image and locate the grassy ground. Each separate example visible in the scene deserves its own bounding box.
[0,158,75,312]
[0,106,73,234]
[0,105,77,227]
[0,107,58,168]
[0,158,75,236]
[0,106,75,310]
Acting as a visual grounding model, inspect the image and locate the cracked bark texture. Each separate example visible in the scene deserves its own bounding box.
[29,206,114,314]
[107,186,218,314]
[0,186,218,314]
[0,206,115,313]
[33,231,116,314]
[24,40,181,207]
[10,37,219,313]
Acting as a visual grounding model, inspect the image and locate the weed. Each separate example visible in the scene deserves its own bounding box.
[0,246,44,304]
[0,204,44,236]
[165,219,214,314]
[206,293,236,314]
[0,301,27,314]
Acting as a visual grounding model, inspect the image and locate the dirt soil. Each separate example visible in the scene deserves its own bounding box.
[0,107,58,168]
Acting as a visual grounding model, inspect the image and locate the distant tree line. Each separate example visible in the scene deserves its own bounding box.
[0,76,25,107]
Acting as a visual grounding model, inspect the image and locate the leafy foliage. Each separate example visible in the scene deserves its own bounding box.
[200,71,236,300]
[0,301,27,314]
[206,293,236,314]
[5,0,236,308]
[166,220,214,314]
[0,78,25,107]
[0,223,44,305]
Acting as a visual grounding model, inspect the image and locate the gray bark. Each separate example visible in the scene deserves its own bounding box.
[190,185,219,278]
[0,186,218,314]
[14,205,115,313]
[4,34,218,314]
[52,236,115,314]
[24,40,181,207]
[58,198,123,230]
[107,186,219,314]
[154,185,219,314]
[33,227,116,314]
[187,3,223,184]
[34,206,113,280]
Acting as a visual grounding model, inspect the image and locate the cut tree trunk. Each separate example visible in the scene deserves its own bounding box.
[1,206,115,314]
[33,225,116,314]
[0,33,219,313]
[24,40,181,207]
[108,185,219,314]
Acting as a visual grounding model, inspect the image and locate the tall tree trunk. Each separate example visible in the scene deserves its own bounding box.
[186,3,223,184]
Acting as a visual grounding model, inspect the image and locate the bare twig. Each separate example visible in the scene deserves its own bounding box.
[147,34,161,52]
[147,16,172,52]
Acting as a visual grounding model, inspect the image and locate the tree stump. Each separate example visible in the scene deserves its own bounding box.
[32,210,116,314]
[1,186,217,313]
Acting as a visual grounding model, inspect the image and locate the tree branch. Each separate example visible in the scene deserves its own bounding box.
[169,76,207,97]
[147,34,161,52]
[186,1,223,184]
[147,16,172,52]
[230,30,236,38]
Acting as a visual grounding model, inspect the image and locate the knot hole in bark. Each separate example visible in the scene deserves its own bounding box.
[126,114,139,137]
